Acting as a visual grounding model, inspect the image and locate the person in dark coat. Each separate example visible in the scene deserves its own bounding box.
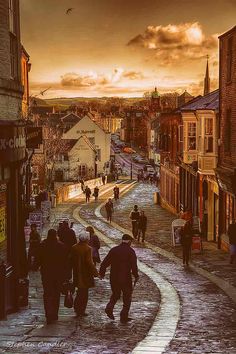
[137,210,147,243]
[28,223,41,270]
[71,232,99,316]
[129,205,140,239]
[93,186,99,202]
[86,226,101,266]
[39,229,69,324]
[113,185,120,200]
[58,221,77,252]
[105,198,114,223]
[180,221,193,266]
[99,234,139,323]
[228,219,236,264]
[102,175,106,185]
[85,186,92,203]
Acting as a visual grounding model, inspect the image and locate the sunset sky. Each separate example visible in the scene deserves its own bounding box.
[20,0,236,98]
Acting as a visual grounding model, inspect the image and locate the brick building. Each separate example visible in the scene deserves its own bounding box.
[159,112,182,214]
[0,0,28,318]
[216,26,236,250]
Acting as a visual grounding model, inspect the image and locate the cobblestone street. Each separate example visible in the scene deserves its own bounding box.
[0,181,236,353]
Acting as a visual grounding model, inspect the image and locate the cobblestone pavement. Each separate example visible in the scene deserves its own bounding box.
[0,182,160,354]
[1,181,236,354]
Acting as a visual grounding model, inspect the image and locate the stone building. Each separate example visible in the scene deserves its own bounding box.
[215,26,236,250]
[0,0,28,318]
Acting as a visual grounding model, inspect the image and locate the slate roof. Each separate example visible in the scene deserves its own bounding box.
[180,89,219,111]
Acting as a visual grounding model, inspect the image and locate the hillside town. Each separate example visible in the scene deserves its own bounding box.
[0,0,236,353]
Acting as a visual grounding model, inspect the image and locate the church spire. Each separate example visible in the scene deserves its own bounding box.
[204,55,210,96]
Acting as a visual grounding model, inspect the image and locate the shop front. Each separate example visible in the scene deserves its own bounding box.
[0,122,28,319]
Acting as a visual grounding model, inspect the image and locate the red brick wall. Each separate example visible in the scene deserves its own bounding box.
[219,27,236,169]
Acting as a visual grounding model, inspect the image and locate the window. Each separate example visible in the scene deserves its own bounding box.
[10,34,18,79]
[88,137,95,145]
[9,0,15,34]
[178,125,183,143]
[204,118,213,153]
[224,109,231,153]
[187,122,196,150]
[227,37,233,82]
[32,166,39,180]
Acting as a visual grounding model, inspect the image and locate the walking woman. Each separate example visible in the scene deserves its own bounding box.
[180,221,193,266]
[86,226,101,266]
[105,198,114,223]
[137,210,147,243]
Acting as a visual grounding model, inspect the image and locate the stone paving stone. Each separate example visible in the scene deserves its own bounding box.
[108,182,236,288]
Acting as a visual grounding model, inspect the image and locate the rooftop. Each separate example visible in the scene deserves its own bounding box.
[180,89,219,111]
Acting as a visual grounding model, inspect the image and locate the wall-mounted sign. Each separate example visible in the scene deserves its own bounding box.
[0,184,7,244]
[0,124,26,162]
[76,130,95,134]
[26,126,42,148]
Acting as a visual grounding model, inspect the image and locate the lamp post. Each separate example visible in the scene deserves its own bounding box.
[130,161,133,180]
[94,154,98,178]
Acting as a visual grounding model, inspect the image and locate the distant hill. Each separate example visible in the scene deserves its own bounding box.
[44,96,144,107]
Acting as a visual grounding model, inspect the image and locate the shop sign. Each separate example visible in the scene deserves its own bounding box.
[0,184,7,244]
[0,125,26,162]
[26,126,42,148]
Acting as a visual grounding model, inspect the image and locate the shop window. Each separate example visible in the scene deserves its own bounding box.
[187,122,196,150]
[204,118,213,153]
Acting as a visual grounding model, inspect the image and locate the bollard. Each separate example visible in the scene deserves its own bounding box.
[0,261,6,320]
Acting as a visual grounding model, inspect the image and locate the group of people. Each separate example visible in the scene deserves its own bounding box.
[129,205,147,242]
[137,171,159,185]
[32,222,138,325]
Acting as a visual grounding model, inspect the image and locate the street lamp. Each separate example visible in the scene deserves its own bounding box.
[94,154,98,178]
[130,161,133,180]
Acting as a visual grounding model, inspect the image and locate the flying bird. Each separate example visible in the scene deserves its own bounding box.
[66,8,74,15]
[39,87,51,96]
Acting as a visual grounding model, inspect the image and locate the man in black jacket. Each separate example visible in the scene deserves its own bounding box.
[39,229,70,324]
[129,205,140,239]
[99,234,139,323]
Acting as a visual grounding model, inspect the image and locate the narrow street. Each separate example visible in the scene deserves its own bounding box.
[0,181,236,354]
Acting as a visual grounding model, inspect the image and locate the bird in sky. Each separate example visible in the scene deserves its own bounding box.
[39,87,51,96]
[66,8,74,15]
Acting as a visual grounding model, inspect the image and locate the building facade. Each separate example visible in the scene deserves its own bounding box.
[0,0,28,318]
[216,26,236,250]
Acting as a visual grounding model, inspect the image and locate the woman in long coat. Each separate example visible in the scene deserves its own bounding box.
[71,232,99,316]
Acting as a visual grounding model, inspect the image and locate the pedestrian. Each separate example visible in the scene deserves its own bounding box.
[129,205,140,239]
[105,198,114,223]
[228,219,236,264]
[71,232,99,317]
[102,174,106,185]
[180,221,193,266]
[58,220,77,252]
[93,186,99,202]
[99,234,139,323]
[80,178,85,192]
[86,226,101,266]
[113,185,120,200]
[28,223,41,270]
[39,229,70,324]
[85,186,92,203]
[137,210,147,243]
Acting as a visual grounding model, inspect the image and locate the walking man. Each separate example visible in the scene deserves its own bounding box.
[180,221,193,266]
[137,210,147,243]
[129,205,140,239]
[99,234,139,323]
[58,220,77,252]
[85,186,92,203]
[39,229,69,324]
[71,232,99,316]
[113,185,120,200]
[93,186,99,202]
[228,219,236,264]
[105,198,114,223]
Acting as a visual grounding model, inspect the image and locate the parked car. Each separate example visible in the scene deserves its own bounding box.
[113,147,121,153]
[123,147,136,154]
